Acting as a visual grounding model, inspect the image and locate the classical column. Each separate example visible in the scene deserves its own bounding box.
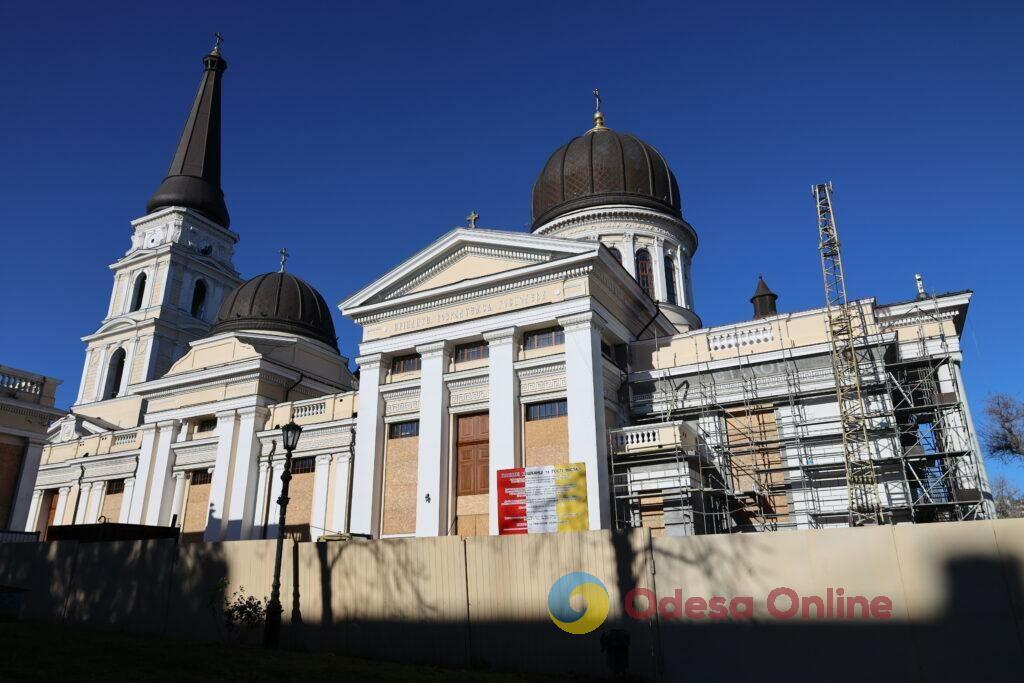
[652,238,668,302]
[85,481,105,523]
[350,353,387,537]
[223,406,267,540]
[118,478,135,523]
[251,462,271,538]
[310,454,333,540]
[204,410,239,541]
[9,439,45,531]
[92,345,109,402]
[621,232,636,277]
[558,311,611,530]
[74,483,93,524]
[75,349,94,405]
[415,341,450,537]
[329,452,352,535]
[145,420,181,526]
[127,424,158,524]
[54,486,72,527]
[22,490,43,533]
[169,472,188,527]
[265,461,286,539]
[485,327,519,535]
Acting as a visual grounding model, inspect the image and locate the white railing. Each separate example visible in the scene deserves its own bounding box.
[294,401,326,419]
[0,371,42,395]
[112,431,138,446]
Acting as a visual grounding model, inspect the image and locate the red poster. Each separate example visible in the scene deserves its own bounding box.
[497,467,527,534]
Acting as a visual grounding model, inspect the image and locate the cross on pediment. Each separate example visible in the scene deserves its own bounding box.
[466,211,479,229]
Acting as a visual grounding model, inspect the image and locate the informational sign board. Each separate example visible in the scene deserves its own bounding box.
[497,463,588,535]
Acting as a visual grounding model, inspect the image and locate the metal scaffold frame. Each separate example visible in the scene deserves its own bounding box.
[813,182,884,527]
[607,185,990,537]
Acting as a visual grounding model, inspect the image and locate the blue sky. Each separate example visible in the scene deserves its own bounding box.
[2,2,1022,484]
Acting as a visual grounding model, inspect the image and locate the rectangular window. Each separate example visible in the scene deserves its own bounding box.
[523,327,565,351]
[391,354,421,374]
[290,456,316,474]
[455,341,489,362]
[526,399,568,421]
[388,420,420,439]
[105,479,125,495]
[190,470,213,485]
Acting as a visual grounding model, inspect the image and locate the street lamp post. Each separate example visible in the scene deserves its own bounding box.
[264,420,302,648]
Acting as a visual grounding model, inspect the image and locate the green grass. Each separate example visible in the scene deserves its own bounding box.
[0,619,588,682]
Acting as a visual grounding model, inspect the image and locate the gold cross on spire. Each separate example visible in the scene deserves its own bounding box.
[214,32,224,52]
[590,88,606,130]
[279,247,289,273]
[466,211,479,229]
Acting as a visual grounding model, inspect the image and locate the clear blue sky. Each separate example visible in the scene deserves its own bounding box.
[2,2,1022,483]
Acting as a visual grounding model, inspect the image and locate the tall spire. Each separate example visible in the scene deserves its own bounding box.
[750,275,778,319]
[146,40,230,227]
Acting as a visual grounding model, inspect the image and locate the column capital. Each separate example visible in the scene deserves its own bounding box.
[622,230,635,242]
[332,452,352,464]
[29,488,43,499]
[172,471,188,480]
[415,341,450,359]
[59,485,72,494]
[236,405,270,420]
[558,311,604,333]
[483,327,518,345]
[258,461,271,472]
[156,419,179,430]
[355,353,385,371]
[316,453,333,465]
[123,477,135,485]
[215,408,238,420]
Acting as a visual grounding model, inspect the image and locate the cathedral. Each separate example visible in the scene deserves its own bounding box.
[9,45,995,542]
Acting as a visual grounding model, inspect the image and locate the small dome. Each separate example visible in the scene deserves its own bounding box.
[531,124,681,230]
[210,272,338,352]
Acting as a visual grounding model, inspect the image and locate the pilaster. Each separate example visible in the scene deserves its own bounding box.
[9,439,45,531]
[350,353,388,537]
[484,327,519,535]
[329,453,352,535]
[558,311,610,530]
[415,341,451,536]
[118,479,134,523]
[224,406,267,540]
[204,410,239,541]
[145,420,181,526]
[169,472,188,527]
[128,424,158,523]
[311,454,333,540]
[23,489,43,534]
[621,231,636,277]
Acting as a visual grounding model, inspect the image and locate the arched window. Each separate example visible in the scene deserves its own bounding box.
[190,279,208,319]
[608,247,622,264]
[103,348,127,400]
[665,256,678,305]
[129,273,147,312]
[635,249,653,296]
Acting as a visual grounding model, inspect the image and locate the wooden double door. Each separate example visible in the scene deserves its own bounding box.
[455,412,489,536]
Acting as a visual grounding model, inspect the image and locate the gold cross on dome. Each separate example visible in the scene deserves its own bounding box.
[279,247,289,272]
[466,211,479,229]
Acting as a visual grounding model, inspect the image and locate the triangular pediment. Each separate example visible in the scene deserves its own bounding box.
[342,228,599,311]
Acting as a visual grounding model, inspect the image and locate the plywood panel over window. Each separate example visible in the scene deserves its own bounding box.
[99,480,125,523]
[523,415,569,468]
[725,406,788,528]
[181,471,212,542]
[382,434,419,536]
[0,442,23,530]
[284,457,316,541]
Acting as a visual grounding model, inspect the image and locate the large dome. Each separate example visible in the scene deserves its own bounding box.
[531,121,681,230]
[210,271,338,352]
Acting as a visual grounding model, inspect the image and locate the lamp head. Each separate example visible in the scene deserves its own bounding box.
[281,421,303,451]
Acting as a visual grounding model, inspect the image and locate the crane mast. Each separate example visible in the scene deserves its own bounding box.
[813,182,883,526]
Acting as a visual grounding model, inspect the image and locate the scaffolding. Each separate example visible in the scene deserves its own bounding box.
[608,188,989,536]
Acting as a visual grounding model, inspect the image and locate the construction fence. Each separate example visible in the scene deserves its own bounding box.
[2,519,1023,680]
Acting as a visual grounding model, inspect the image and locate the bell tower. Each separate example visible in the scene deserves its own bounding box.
[74,43,242,407]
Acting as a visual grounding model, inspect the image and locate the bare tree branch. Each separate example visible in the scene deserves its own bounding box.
[991,476,1024,519]
[983,393,1024,462]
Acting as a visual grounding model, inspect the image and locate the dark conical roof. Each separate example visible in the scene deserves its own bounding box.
[531,117,682,230]
[750,276,778,319]
[146,47,230,227]
[210,271,338,352]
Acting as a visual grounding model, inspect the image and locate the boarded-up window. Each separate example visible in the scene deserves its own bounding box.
[99,479,125,523]
[724,407,788,528]
[181,471,212,542]
[381,432,419,536]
